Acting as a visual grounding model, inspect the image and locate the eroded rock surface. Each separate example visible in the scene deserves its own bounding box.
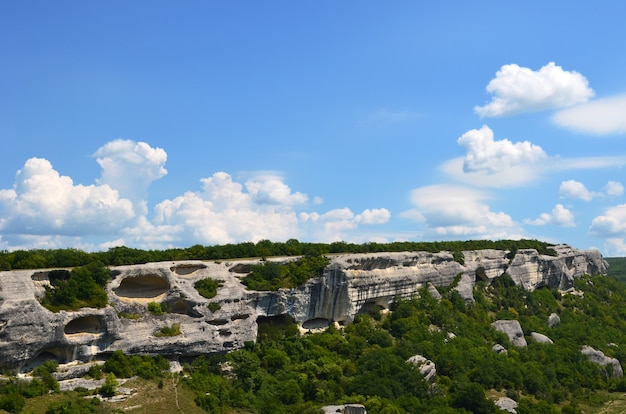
[530,332,553,344]
[581,345,623,378]
[492,320,527,348]
[0,245,607,370]
[406,354,437,383]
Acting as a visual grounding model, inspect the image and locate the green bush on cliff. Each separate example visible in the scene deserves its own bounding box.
[40,261,112,312]
[242,254,330,291]
[194,278,224,299]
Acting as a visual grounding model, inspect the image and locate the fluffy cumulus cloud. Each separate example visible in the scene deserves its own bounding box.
[559,180,594,201]
[590,204,626,237]
[94,139,168,214]
[441,125,547,188]
[524,204,575,227]
[553,95,626,135]
[245,173,308,205]
[475,62,594,117]
[0,137,394,250]
[401,185,521,239]
[559,179,624,201]
[0,158,134,237]
[300,207,391,242]
[147,172,301,246]
[457,125,547,174]
[130,172,391,247]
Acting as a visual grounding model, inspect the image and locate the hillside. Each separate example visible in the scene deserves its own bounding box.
[0,243,623,413]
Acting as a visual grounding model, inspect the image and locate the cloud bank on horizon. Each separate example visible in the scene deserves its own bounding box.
[2,3,626,256]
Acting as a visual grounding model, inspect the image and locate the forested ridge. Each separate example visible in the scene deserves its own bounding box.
[0,239,555,270]
[2,263,626,412]
[2,244,625,413]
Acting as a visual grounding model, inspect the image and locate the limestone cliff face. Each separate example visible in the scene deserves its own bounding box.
[0,245,608,371]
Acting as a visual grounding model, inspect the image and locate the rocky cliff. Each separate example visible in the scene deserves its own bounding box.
[0,245,607,371]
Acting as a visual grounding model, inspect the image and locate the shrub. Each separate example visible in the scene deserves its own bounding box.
[155,323,181,337]
[99,374,118,397]
[208,302,221,312]
[194,278,224,299]
[148,301,168,315]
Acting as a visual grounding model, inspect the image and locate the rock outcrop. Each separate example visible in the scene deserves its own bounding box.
[0,245,607,371]
[492,320,527,348]
[495,397,518,413]
[548,312,561,328]
[581,345,623,378]
[406,354,437,383]
[530,332,553,344]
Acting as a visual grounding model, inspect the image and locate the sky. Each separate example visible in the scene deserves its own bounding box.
[1,2,626,256]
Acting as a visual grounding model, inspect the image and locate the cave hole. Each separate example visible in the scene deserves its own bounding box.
[114,275,170,299]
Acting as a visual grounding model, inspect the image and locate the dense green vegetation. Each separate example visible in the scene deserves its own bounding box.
[0,239,555,270]
[606,257,626,282]
[242,255,330,290]
[1,242,622,413]
[40,262,112,312]
[194,278,224,299]
[4,269,626,412]
[175,272,626,414]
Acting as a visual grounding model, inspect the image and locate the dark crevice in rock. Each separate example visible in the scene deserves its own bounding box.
[114,275,170,299]
[170,264,207,275]
[64,316,103,335]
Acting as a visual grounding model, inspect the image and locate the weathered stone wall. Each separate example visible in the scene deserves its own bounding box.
[0,245,608,371]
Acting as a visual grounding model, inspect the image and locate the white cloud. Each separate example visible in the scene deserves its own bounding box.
[457,125,547,174]
[150,172,301,246]
[94,139,167,215]
[475,62,594,117]
[0,158,135,237]
[559,180,594,201]
[524,204,575,227]
[443,126,626,189]
[245,174,308,205]
[441,125,547,188]
[553,95,626,135]
[605,181,624,197]
[142,172,390,247]
[559,179,624,201]
[590,204,626,237]
[604,238,626,257]
[355,208,391,224]
[300,207,390,242]
[402,185,521,239]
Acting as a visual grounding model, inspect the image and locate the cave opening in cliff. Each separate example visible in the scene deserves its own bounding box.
[165,298,203,318]
[113,275,170,300]
[21,349,62,373]
[64,316,104,335]
[302,318,332,330]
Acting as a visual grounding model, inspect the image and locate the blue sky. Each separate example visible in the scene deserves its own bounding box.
[2,2,626,255]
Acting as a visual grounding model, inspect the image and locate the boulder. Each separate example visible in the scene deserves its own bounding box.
[406,355,437,383]
[547,313,560,328]
[454,273,475,303]
[492,320,527,347]
[492,344,507,355]
[495,397,518,413]
[581,345,623,378]
[530,332,553,344]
